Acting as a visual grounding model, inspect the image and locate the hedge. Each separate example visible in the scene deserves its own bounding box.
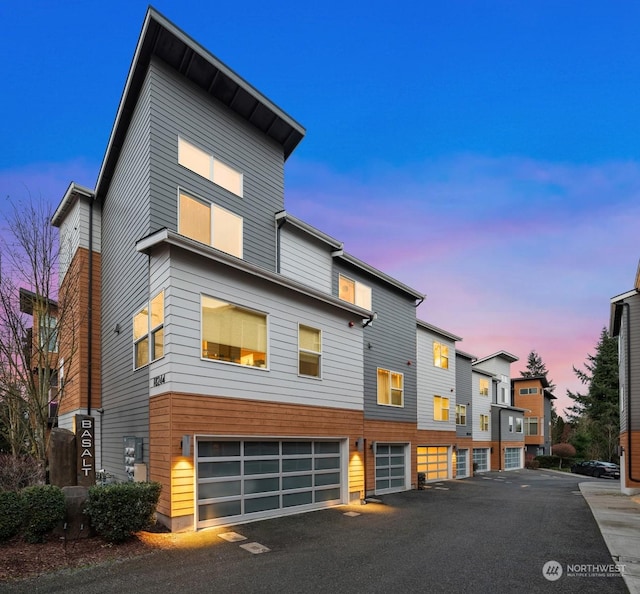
[21,485,66,543]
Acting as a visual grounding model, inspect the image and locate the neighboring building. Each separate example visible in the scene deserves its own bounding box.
[416,321,461,482]
[512,376,555,457]
[473,352,525,471]
[610,260,640,494]
[455,350,475,478]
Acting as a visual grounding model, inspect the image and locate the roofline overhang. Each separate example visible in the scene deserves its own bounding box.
[456,349,476,361]
[95,7,305,201]
[416,319,462,342]
[471,366,495,378]
[275,211,343,250]
[473,350,519,365]
[136,228,373,318]
[490,404,528,413]
[52,182,95,227]
[610,288,639,336]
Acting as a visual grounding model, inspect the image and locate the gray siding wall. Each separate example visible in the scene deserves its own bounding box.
[332,263,417,422]
[456,355,473,439]
[279,225,333,293]
[100,72,153,480]
[492,409,525,442]
[147,58,285,272]
[416,327,457,432]
[544,397,552,453]
[621,294,640,433]
[147,246,364,410]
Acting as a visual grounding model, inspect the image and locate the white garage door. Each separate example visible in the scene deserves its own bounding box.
[456,449,469,478]
[473,448,490,472]
[196,439,343,529]
[375,443,407,494]
[504,447,522,470]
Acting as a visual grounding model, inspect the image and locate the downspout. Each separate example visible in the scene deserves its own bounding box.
[623,303,639,482]
[276,215,286,274]
[87,198,93,415]
[498,409,502,471]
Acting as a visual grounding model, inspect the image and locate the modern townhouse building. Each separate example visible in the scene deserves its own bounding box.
[454,350,474,478]
[472,352,525,471]
[415,321,461,482]
[51,8,434,530]
[610,260,640,494]
[469,358,494,472]
[511,376,555,457]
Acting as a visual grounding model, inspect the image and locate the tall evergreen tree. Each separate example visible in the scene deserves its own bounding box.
[566,328,619,461]
[520,349,556,393]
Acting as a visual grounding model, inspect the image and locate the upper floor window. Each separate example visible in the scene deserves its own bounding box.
[508,416,514,432]
[433,395,450,421]
[519,387,538,395]
[201,295,267,368]
[433,342,449,369]
[377,368,403,407]
[338,274,371,310]
[39,314,58,353]
[480,414,489,431]
[515,417,523,433]
[299,325,321,378]
[479,378,489,396]
[499,387,508,404]
[179,190,243,258]
[178,137,243,197]
[133,291,164,369]
[524,417,538,436]
[455,404,467,425]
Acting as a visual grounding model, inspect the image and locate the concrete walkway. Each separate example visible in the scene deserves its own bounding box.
[580,482,640,594]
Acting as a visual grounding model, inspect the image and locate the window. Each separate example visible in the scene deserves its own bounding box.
[455,404,467,425]
[134,291,164,369]
[39,314,57,352]
[179,190,243,258]
[433,396,450,421]
[499,387,507,404]
[479,378,489,396]
[299,325,321,378]
[178,137,243,197]
[508,416,514,432]
[480,414,489,431]
[433,342,449,369]
[519,387,538,395]
[525,417,539,436]
[515,417,523,433]
[338,274,372,310]
[377,369,403,406]
[201,295,267,368]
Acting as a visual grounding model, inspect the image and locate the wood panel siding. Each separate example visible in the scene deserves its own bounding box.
[620,431,640,490]
[149,393,365,525]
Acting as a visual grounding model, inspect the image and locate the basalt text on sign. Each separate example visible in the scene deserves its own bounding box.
[75,414,96,486]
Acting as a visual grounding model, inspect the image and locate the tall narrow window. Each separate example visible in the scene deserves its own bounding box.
[433,396,450,421]
[179,190,243,258]
[479,378,489,396]
[201,295,267,368]
[299,325,321,377]
[480,414,489,431]
[134,291,164,369]
[455,404,467,425]
[433,342,449,369]
[377,369,403,406]
[39,314,58,353]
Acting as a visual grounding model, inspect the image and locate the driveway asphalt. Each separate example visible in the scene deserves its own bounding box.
[2,469,636,594]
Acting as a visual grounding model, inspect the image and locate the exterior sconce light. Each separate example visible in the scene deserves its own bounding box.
[355,437,364,452]
[181,435,191,457]
[114,324,121,334]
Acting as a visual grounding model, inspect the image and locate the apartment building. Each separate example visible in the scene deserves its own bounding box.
[512,376,555,457]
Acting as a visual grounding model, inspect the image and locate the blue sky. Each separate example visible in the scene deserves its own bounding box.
[2,1,640,415]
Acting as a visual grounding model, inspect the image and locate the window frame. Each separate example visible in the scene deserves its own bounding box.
[525,417,539,436]
[479,378,489,396]
[201,294,268,369]
[298,324,322,378]
[515,417,523,433]
[133,290,165,370]
[480,414,489,431]
[455,404,467,426]
[377,368,404,407]
[433,395,450,422]
[433,341,449,369]
[338,274,372,310]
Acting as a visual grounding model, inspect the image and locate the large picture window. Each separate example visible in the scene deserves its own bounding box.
[377,369,403,407]
[178,136,243,197]
[338,274,371,310]
[299,325,321,378]
[201,295,267,368]
[133,291,164,369]
[179,191,243,258]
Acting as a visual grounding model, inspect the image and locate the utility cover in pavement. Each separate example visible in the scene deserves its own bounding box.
[240,542,270,554]
[219,532,247,542]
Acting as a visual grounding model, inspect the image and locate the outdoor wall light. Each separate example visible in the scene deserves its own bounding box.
[355,437,364,452]
[114,324,121,334]
[181,435,191,457]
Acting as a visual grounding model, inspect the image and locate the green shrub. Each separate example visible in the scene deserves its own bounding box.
[535,455,561,469]
[85,482,162,543]
[21,485,66,543]
[0,490,25,541]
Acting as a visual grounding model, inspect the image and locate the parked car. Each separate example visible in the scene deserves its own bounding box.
[571,460,620,479]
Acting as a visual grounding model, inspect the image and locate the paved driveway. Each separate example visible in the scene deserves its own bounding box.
[4,470,627,593]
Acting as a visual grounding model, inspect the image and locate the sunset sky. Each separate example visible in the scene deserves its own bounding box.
[2,1,639,416]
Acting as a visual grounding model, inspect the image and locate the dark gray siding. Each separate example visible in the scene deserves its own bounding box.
[100,71,153,480]
[147,58,285,272]
[333,262,418,423]
[627,294,640,432]
[492,408,524,442]
[544,397,553,453]
[456,354,473,439]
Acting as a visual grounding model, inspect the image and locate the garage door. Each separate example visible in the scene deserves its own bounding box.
[473,448,489,472]
[456,449,468,478]
[504,447,522,470]
[375,443,407,494]
[196,439,343,529]
[417,446,449,480]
